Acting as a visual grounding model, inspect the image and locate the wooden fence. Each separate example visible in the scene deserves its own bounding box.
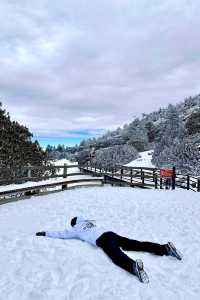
[0,164,104,203]
[0,164,78,185]
[81,162,200,192]
[0,163,199,205]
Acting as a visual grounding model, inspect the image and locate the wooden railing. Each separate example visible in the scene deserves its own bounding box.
[175,174,200,192]
[0,164,104,202]
[0,163,199,204]
[81,162,200,192]
[0,164,78,185]
[80,163,159,189]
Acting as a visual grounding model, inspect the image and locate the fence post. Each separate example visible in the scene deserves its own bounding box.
[165,179,169,189]
[153,169,155,182]
[160,177,163,189]
[140,168,143,180]
[141,171,144,185]
[120,169,123,181]
[63,163,67,178]
[187,175,190,190]
[172,166,176,190]
[111,168,114,186]
[197,178,200,192]
[155,174,158,189]
[27,168,31,179]
[130,169,133,184]
[62,183,68,190]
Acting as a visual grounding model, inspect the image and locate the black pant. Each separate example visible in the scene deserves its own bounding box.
[96,231,168,274]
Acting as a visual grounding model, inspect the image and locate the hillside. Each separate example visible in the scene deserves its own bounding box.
[48,94,200,174]
[47,95,200,175]
[0,187,199,299]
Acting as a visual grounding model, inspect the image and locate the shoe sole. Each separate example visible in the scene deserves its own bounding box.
[135,259,149,284]
[168,242,182,260]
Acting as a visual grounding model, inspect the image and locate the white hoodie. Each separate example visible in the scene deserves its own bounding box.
[46,217,106,247]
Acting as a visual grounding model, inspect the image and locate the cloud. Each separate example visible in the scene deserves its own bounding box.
[0,0,200,141]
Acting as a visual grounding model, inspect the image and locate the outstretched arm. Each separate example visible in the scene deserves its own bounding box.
[36,230,76,239]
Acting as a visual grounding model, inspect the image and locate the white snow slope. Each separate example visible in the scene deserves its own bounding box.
[125,150,155,168]
[0,187,199,300]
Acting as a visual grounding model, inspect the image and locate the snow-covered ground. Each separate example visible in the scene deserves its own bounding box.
[0,186,199,300]
[125,150,155,168]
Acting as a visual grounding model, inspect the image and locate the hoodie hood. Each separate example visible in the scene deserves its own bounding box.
[76,216,95,225]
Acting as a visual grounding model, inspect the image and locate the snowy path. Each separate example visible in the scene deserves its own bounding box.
[0,187,200,299]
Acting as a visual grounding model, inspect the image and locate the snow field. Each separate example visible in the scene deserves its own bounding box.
[0,187,200,299]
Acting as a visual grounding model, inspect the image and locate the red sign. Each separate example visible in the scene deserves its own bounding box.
[160,169,173,177]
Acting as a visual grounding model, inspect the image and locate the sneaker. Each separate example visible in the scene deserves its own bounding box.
[133,259,149,284]
[166,242,182,260]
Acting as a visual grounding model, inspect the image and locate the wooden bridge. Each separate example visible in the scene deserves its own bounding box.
[80,162,200,192]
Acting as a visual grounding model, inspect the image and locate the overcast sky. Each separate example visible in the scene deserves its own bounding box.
[0,0,200,147]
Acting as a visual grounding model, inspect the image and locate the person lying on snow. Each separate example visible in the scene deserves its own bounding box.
[36,216,182,284]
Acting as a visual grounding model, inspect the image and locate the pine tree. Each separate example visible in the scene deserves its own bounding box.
[123,118,148,151]
[92,144,138,169]
[185,110,200,135]
[0,102,48,181]
[157,141,200,175]
[145,121,157,143]
[152,104,185,167]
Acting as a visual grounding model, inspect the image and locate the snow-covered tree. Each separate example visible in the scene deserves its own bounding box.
[152,104,185,166]
[185,110,200,135]
[145,121,158,143]
[92,144,138,169]
[156,140,200,175]
[122,118,148,151]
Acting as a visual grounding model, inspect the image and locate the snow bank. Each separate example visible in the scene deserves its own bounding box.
[0,187,199,299]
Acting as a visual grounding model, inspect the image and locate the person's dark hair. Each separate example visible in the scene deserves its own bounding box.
[71,217,77,227]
